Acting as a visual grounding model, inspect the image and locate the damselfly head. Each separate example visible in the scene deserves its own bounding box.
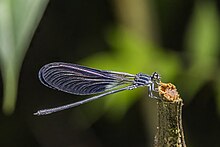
[151,72,161,84]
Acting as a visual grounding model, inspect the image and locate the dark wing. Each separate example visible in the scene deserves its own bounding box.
[39,62,135,95]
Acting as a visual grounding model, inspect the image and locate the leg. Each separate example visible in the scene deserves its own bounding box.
[151,82,159,92]
[148,83,160,99]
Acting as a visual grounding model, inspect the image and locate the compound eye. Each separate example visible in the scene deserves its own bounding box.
[153,72,160,81]
[153,72,158,78]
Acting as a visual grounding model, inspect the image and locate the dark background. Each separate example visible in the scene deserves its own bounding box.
[1,0,220,147]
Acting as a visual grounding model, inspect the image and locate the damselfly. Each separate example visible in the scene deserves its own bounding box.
[34,62,161,116]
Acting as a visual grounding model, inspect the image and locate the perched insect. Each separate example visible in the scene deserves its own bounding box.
[34,62,161,116]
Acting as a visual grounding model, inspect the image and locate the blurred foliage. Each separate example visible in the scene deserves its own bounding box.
[81,27,181,120]
[0,0,219,146]
[181,1,219,102]
[81,0,220,120]
[0,0,48,114]
[0,0,218,120]
[181,1,220,115]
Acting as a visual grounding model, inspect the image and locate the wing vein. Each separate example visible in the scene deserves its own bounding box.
[39,62,135,95]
